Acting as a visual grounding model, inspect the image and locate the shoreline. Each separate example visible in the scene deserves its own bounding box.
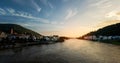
[79,39,120,45]
[0,40,64,50]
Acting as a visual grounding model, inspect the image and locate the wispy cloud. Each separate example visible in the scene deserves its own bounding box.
[0,8,50,24]
[40,0,54,9]
[90,0,112,9]
[78,0,120,27]
[105,10,117,18]
[48,2,54,9]
[0,8,6,15]
[90,0,109,7]
[13,0,41,12]
[65,8,78,20]
[31,0,41,12]
[105,10,120,20]
[0,8,65,26]
[40,0,48,5]
[6,8,33,18]
[7,8,15,14]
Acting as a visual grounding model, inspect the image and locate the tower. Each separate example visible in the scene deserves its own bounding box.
[10,28,13,34]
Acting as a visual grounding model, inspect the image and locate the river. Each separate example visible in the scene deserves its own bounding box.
[0,39,120,63]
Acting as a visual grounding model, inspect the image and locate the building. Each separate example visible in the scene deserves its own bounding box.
[0,31,7,41]
[0,31,7,38]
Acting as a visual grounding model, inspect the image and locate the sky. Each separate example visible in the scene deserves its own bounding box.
[0,0,120,37]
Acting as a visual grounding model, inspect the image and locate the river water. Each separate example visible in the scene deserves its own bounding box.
[0,39,120,63]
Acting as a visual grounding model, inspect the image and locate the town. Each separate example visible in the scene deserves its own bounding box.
[80,35,120,41]
[0,28,65,49]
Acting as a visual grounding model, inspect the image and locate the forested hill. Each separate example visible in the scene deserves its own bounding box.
[0,24,42,37]
[82,23,120,37]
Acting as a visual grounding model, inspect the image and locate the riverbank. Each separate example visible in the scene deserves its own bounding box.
[98,40,120,45]
[77,38,120,45]
[0,36,67,50]
[86,39,120,45]
[0,40,65,50]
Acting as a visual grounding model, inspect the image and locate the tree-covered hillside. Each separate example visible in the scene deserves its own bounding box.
[0,24,42,37]
[83,23,120,36]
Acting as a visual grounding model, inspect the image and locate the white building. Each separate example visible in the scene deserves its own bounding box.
[0,31,7,41]
[19,34,30,39]
[0,32,7,38]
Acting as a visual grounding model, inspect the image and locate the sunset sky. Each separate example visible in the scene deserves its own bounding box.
[0,0,120,37]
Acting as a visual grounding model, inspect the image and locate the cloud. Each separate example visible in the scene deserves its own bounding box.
[50,21,57,25]
[40,0,48,5]
[48,2,54,9]
[96,20,120,28]
[7,8,15,14]
[105,10,120,20]
[31,0,41,12]
[105,10,117,17]
[90,0,112,9]
[13,0,41,12]
[90,0,109,7]
[0,8,50,24]
[0,8,6,15]
[5,8,33,18]
[0,8,64,25]
[50,21,64,25]
[65,8,78,20]
[40,0,54,9]
[78,0,120,27]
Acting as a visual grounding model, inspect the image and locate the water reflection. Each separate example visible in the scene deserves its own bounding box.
[12,47,23,53]
[0,39,120,63]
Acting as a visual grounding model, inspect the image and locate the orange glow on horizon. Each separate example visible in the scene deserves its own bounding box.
[40,26,93,37]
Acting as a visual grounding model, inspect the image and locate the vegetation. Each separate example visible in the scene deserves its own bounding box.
[84,23,120,36]
[99,40,120,45]
[79,23,120,45]
[0,24,42,37]
[0,24,66,49]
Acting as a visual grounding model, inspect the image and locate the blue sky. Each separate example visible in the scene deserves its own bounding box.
[0,0,120,37]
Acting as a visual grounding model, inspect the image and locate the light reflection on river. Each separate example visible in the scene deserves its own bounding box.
[0,39,120,63]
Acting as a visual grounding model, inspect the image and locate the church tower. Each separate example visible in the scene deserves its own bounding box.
[10,28,13,34]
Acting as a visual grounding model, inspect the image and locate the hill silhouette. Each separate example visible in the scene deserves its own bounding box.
[83,23,120,36]
[0,24,42,37]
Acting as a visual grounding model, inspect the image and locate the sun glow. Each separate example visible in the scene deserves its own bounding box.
[41,26,92,37]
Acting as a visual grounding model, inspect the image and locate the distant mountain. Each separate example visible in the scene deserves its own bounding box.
[0,24,42,37]
[80,23,120,37]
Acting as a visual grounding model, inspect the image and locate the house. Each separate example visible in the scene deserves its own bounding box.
[0,31,7,41]
[18,34,30,39]
[7,34,17,40]
[36,35,43,40]
[43,36,50,41]
[0,31,7,38]
[28,35,37,41]
[51,35,59,41]
[102,36,108,40]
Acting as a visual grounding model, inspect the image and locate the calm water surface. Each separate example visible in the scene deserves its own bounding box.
[0,39,120,63]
